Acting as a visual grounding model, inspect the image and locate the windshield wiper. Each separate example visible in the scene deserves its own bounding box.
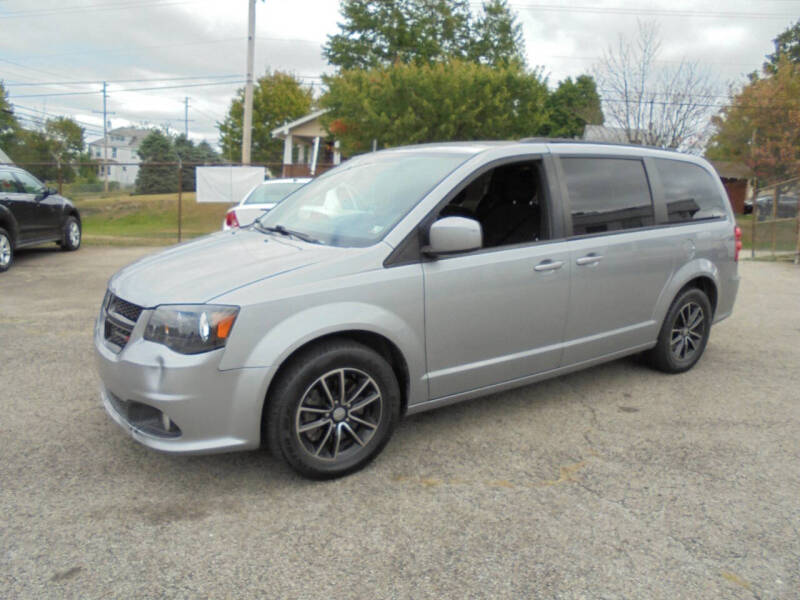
[256,223,322,244]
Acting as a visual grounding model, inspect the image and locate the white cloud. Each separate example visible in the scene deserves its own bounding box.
[0,0,792,145]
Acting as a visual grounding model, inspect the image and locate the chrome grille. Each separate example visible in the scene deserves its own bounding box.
[103,293,143,352]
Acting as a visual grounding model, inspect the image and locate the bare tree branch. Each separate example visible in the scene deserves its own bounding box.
[594,21,720,153]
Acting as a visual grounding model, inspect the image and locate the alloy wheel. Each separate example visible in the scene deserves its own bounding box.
[670,301,705,362]
[68,221,81,247]
[294,367,382,462]
[0,234,10,267]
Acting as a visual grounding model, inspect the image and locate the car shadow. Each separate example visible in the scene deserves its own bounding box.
[104,355,653,490]
[12,245,64,265]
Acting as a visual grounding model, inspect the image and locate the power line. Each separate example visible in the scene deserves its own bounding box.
[2,74,241,87]
[500,2,800,19]
[0,57,65,80]
[6,37,245,62]
[9,80,247,99]
[10,105,105,134]
[0,0,205,19]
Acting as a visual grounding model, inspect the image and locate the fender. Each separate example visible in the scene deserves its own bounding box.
[220,301,428,406]
[652,257,720,329]
[0,204,20,245]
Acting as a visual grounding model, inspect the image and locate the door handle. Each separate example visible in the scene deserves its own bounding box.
[534,260,564,272]
[576,254,604,266]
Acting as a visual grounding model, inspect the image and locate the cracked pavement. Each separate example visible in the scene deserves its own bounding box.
[1,246,798,599]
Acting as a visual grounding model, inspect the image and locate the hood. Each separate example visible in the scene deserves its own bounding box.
[109,229,342,306]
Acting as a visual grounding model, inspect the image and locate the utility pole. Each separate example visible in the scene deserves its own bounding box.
[241,0,256,165]
[184,97,189,137]
[102,81,109,193]
[92,83,114,193]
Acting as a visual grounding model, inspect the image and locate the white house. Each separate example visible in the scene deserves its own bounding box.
[87,127,150,187]
[271,109,341,177]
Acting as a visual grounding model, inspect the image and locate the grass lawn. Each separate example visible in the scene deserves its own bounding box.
[736,214,798,253]
[69,193,800,254]
[73,192,231,245]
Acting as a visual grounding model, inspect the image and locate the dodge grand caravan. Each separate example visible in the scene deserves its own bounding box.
[95,140,740,479]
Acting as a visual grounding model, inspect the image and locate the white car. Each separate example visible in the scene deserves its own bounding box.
[223,178,310,230]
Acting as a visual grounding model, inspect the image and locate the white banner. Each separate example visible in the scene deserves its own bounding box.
[196,166,265,203]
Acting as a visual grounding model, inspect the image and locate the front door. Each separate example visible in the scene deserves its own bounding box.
[14,170,60,240]
[1,170,37,243]
[422,159,570,400]
[423,244,571,399]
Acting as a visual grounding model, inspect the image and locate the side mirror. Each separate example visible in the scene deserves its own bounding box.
[424,216,482,257]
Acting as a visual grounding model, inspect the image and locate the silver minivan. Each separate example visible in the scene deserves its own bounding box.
[95,141,741,478]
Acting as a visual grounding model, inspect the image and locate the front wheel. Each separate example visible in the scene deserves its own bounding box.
[647,288,712,373]
[266,340,401,479]
[61,216,81,251]
[0,228,13,272]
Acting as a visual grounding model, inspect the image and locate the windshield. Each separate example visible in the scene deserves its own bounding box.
[256,152,470,247]
[243,181,306,205]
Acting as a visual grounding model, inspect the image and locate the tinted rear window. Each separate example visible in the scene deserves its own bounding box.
[654,159,727,223]
[563,158,654,235]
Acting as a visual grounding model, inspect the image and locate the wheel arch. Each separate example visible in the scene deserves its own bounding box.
[656,259,720,327]
[259,329,411,444]
[0,206,19,245]
[66,208,81,223]
[680,275,718,317]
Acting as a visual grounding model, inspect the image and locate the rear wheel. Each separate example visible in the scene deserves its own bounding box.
[0,228,13,272]
[61,216,81,251]
[647,288,712,373]
[266,340,401,479]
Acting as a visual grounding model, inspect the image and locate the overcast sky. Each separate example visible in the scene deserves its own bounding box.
[1,0,797,147]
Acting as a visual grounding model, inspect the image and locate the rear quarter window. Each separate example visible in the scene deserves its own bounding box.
[654,159,727,223]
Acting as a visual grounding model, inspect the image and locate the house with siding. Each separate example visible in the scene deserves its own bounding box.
[87,127,150,187]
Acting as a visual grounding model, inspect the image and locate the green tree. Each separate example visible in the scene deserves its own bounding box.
[218,71,313,163]
[323,0,525,70]
[764,19,800,73]
[544,75,604,138]
[0,82,19,154]
[6,129,59,181]
[707,57,800,183]
[468,0,525,67]
[135,130,177,194]
[321,59,550,155]
[44,117,85,182]
[174,134,220,191]
[45,117,84,163]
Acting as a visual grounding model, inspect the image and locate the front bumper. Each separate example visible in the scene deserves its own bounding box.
[95,310,270,455]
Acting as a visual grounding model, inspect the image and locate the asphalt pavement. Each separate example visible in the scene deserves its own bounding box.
[1,246,798,599]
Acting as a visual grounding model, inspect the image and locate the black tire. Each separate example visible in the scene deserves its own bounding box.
[0,227,13,272]
[265,340,401,479]
[61,216,81,251]
[646,288,712,373]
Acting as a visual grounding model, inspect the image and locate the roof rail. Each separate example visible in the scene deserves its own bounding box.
[519,136,682,153]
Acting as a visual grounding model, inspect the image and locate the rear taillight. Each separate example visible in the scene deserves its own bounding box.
[734,225,742,262]
[226,210,240,228]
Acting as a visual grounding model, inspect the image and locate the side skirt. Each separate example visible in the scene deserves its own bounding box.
[405,342,656,416]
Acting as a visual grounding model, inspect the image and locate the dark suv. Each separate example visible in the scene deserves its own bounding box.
[0,165,82,272]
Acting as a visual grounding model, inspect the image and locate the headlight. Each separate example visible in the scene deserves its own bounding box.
[144,305,239,354]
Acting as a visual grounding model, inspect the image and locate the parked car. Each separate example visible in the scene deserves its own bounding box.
[223,177,310,230]
[0,165,81,272]
[750,193,799,220]
[96,140,740,479]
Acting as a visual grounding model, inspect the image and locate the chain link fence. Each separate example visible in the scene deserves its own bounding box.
[3,160,336,245]
[741,178,800,264]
